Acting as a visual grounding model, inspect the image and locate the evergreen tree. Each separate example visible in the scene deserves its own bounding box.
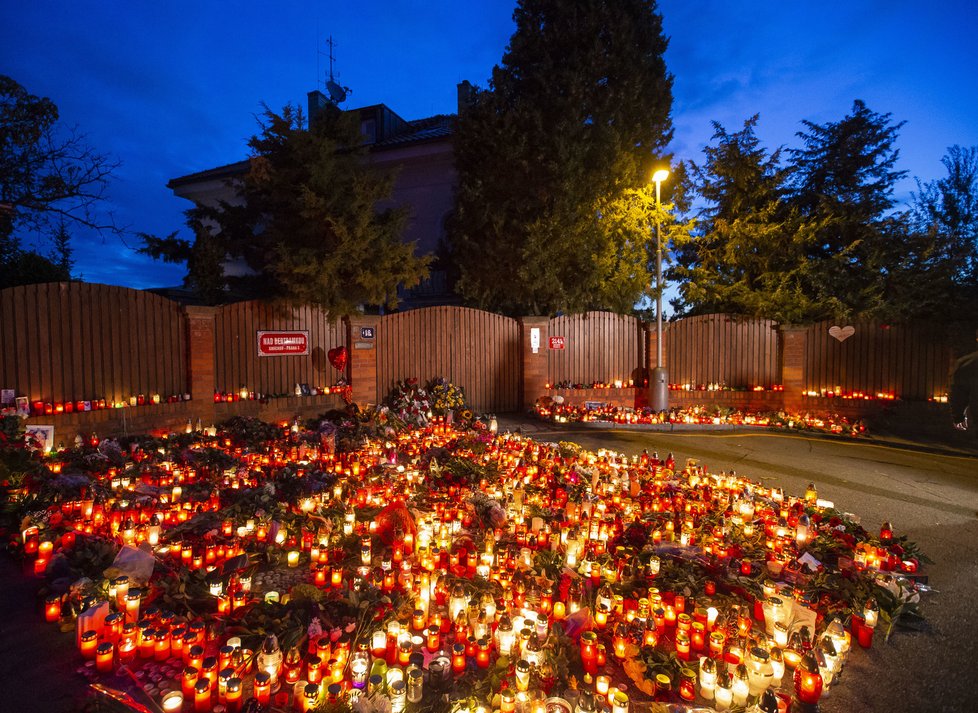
[911,145,978,292]
[788,100,909,320]
[672,117,825,323]
[141,103,427,314]
[448,0,673,315]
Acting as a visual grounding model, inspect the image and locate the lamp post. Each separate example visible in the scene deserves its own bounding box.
[650,168,669,412]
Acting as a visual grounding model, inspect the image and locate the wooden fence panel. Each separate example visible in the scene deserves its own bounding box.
[0,282,187,405]
[213,301,344,397]
[803,320,955,400]
[376,306,520,413]
[666,314,780,388]
[547,312,645,386]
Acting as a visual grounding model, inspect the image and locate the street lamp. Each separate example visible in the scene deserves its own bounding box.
[650,168,669,412]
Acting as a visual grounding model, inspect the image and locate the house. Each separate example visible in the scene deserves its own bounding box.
[167,84,474,306]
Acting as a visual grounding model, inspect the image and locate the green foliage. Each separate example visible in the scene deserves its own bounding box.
[673,102,972,324]
[788,100,911,321]
[0,414,44,489]
[140,103,428,313]
[672,116,830,322]
[448,0,673,315]
[907,145,978,316]
[60,536,119,582]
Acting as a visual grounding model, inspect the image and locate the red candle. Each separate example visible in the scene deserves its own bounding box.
[80,629,98,659]
[96,642,115,673]
[794,653,823,704]
[254,672,271,705]
[44,595,61,622]
[183,666,199,698]
[452,643,467,674]
[194,679,211,712]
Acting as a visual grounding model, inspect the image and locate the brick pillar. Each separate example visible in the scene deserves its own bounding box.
[184,306,217,399]
[519,317,549,410]
[346,315,381,406]
[779,325,808,412]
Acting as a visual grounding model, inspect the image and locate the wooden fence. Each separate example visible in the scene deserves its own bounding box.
[666,314,781,389]
[803,320,956,401]
[376,306,520,413]
[0,282,186,405]
[214,301,344,397]
[547,312,646,386]
[2,283,972,418]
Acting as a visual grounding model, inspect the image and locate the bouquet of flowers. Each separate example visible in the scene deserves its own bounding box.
[428,377,467,417]
[386,378,432,427]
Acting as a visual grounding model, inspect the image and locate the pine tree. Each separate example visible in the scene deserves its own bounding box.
[448,0,673,315]
[672,117,825,323]
[141,103,428,313]
[912,146,978,289]
[788,100,909,320]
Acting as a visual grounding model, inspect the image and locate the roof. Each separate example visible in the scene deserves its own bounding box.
[168,113,454,189]
[167,159,250,189]
[375,115,454,148]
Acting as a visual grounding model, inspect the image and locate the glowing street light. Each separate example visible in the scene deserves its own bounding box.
[650,168,669,412]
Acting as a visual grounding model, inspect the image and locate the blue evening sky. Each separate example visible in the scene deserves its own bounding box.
[3,1,976,289]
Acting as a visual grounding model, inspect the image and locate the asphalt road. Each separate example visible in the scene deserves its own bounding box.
[2,420,976,713]
[501,417,978,713]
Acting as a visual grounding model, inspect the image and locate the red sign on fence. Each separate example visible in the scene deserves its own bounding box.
[549,336,566,350]
[257,330,310,357]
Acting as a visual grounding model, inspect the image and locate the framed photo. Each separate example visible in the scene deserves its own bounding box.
[1,389,14,405]
[300,383,312,396]
[25,424,55,453]
[15,396,30,417]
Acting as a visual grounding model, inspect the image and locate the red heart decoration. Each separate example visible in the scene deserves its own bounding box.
[327,346,348,372]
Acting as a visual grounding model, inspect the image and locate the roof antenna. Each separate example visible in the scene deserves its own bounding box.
[320,35,351,105]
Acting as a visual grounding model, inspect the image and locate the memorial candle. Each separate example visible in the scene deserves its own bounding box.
[254,672,271,705]
[80,629,98,659]
[96,642,115,673]
[193,679,211,712]
[183,666,199,698]
[161,691,184,712]
[44,594,61,622]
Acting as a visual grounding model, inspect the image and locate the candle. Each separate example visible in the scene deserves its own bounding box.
[302,683,322,712]
[307,655,322,684]
[125,589,141,621]
[194,679,211,712]
[580,631,598,674]
[476,638,491,668]
[80,629,98,659]
[596,675,610,696]
[679,668,696,701]
[699,657,717,699]
[183,666,199,698]
[794,652,823,704]
[675,631,691,661]
[96,642,115,673]
[161,691,184,712]
[287,550,300,567]
[254,672,271,705]
[715,676,733,711]
[44,594,61,622]
[225,678,242,713]
[452,643,466,674]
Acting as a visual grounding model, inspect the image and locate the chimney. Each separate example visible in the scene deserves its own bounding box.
[308,90,330,125]
[456,80,476,114]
